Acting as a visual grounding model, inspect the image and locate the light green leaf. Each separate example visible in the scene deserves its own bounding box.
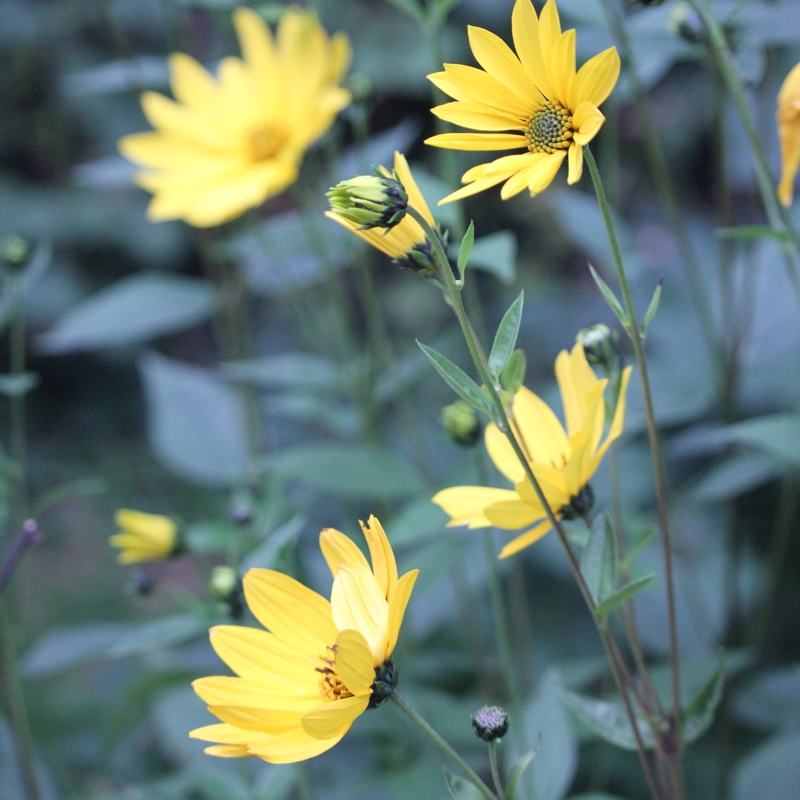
[733,732,800,800]
[443,766,485,800]
[588,264,627,326]
[716,225,790,243]
[505,743,540,800]
[641,278,663,336]
[500,349,527,394]
[38,273,217,353]
[489,291,524,381]
[619,526,656,573]
[418,341,493,417]
[682,661,725,744]
[580,513,617,606]
[722,414,800,465]
[457,220,475,281]
[594,574,656,622]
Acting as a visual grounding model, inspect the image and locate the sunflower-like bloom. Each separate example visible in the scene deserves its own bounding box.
[425,0,619,204]
[434,344,632,558]
[109,509,179,564]
[118,7,351,227]
[325,152,439,274]
[777,61,800,207]
[190,516,418,763]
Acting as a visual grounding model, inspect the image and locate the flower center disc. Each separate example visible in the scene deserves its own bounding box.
[526,102,574,154]
[248,126,286,162]
[316,646,352,702]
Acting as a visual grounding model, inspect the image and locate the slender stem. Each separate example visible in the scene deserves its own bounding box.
[390,691,498,800]
[584,148,684,795]
[488,741,505,799]
[0,521,43,596]
[689,0,800,293]
[406,206,665,800]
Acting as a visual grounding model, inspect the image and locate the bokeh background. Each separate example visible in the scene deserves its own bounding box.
[2,0,800,798]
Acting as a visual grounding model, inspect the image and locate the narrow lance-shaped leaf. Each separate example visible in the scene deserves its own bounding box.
[488,290,524,381]
[456,220,475,281]
[500,348,527,394]
[588,264,627,327]
[594,573,656,622]
[580,512,617,606]
[716,225,790,243]
[504,741,540,800]
[619,526,655,573]
[418,341,493,417]
[682,661,725,745]
[641,278,663,337]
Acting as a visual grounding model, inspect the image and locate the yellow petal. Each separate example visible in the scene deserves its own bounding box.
[518,467,570,509]
[485,422,526,483]
[512,0,555,101]
[138,91,233,150]
[567,142,584,184]
[425,132,527,151]
[387,569,418,655]
[301,695,370,740]
[192,676,318,709]
[570,46,620,111]
[778,63,800,206]
[467,25,538,105]
[189,722,257,745]
[547,28,576,109]
[246,726,348,763]
[432,101,527,132]
[168,53,220,111]
[392,152,435,228]
[498,519,552,558]
[319,528,369,578]
[592,364,633,467]
[429,64,532,118]
[555,343,600,439]
[562,429,593,497]
[209,703,311,734]
[331,564,389,663]
[572,101,605,145]
[508,385,570,465]
[334,629,375,696]
[520,150,566,196]
[359,516,398,601]
[243,570,337,657]
[432,485,521,527]
[484,497,543,530]
[538,0,564,80]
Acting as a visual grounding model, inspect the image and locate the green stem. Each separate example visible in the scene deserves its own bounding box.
[390,691,498,800]
[488,741,505,799]
[585,147,684,796]
[689,0,800,295]
[406,206,664,800]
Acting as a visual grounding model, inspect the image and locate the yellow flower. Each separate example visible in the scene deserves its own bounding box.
[777,61,800,207]
[190,516,418,763]
[425,0,619,204]
[109,509,179,564]
[433,344,632,558]
[118,7,351,227]
[325,152,438,273]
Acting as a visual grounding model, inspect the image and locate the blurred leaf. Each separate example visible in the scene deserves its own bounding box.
[641,278,663,336]
[261,445,425,499]
[0,243,52,334]
[193,768,251,800]
[38,273,217,354]
[733,666,800,731]
[500,348,527,394]
[140,352,250,486]
[387,495,450,548]
[722,414,800,465]
[32,476,105,516]
[184,520,239,555]
[467,231,518,285]
[489,291,524,381]
[732,732,800,800]
[688,451,779,502]
[253,764,300,800]
[384,0,425,24]
[505,744,540,800]
[594,574,655,622]
[682,661,725,744]
[456,220,475,281]
[240,514,305,573]
[418,341,493,417]
[567,795,630,800]
[0,372,39,397]
[60,56,168,96]
[716,225,790,243]
[107,613,207,659]
[222,354,340,390]
[443,766,485,800]
[580,513,617,606]
[619,526,656,573]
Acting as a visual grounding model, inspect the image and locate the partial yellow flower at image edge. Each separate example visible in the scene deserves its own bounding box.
[190,516,418,763]
[777,60,800,207]
[118,6,351,227]
[425,0,619,203]
[434,343,632,558]
[109,509,180,564]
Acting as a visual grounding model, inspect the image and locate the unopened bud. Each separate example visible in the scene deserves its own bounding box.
[668,3,705,43]
[577,324,620,369]
[1,235,31,269]
[472,705,509,742]
[442,400,482,447]
[327,173,408,230]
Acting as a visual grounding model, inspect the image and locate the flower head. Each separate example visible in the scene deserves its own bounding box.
[425,0,619,204]
[778,61,800,207]
[433,344,632,558]
[109,509,180,564]
[118,7,351,227]
[325,152,439,274]
[190,516,417,763]
[327,173,408,229]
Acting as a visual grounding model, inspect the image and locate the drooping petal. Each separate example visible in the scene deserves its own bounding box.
[246,726,348,763]
[778,62,800,206]
[572,101,605,145]
[498,519,552,558]
[432,486,522,528]
[555,343,599,439]
[330,564,389,663]
[562,428,594,497]
[484,497,545,530]
[392,152,435,227]
[301,694,370,740]
[334,629,375,696]
[567,141,584,184]
[592,365,633,467]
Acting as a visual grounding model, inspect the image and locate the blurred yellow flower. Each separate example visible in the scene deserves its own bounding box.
[109,509,178,564]
[118,6,351,227]
[190,516,418,763]
[425,0,619,204]
[777,61,800,207]
[325,152,438,273]
[434,344,632,558]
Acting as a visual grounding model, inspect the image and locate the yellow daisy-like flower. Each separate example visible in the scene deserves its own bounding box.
[325,152,438,273]
[118,6,351,227]
[425,0,620,204]
[109,509,179,564]
[190,516,418,763]
[434,344,632,558]
[777,61,800,207]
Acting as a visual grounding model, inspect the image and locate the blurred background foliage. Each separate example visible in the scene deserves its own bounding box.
[1,0,800,798]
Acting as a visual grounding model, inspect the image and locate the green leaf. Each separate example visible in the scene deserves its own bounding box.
[418,341,493,417]
[619,526,656,573]
[261,444,425,500]
[0,372,39,397]
[559,688,656,751]
[489,291,524,381]
[384,0,425,23]
[716,225,790,243]
[38,273,217,353]
[594,574,656,622]
[500,348,527,394]
[722,413,800,465]
[580,513,617,606]
[682,661,725,744]
[732,731,800,800]
[456,221,475,281]
[641,278,663,336]
[442,766,485,800]
[0,243,52,336]
[504,744,540,800]
[32,477,105,516]
[588,264,627,326]
[222,353,340,390]
[184,520,240,555]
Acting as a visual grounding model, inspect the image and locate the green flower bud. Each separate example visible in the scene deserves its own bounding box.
[441,400,482,447]
[576,324,620,369]
[471,705,509,742]
[327,172,408,230]
[1,235,31,269]
[210,565,239,601]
